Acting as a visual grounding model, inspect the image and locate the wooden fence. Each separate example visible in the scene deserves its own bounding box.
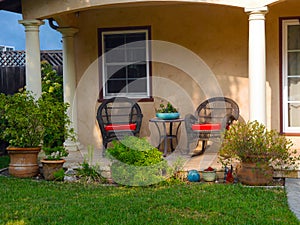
[0,50,63,95]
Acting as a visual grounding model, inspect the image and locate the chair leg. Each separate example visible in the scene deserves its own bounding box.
[102,140,108,157]
[201,140,207,152]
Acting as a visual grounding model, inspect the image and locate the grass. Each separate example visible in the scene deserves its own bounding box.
[0,155,9,169]
[0,177,299,225]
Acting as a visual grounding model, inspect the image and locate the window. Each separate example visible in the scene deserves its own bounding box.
[98,27,151,99]
[282,19,300,133]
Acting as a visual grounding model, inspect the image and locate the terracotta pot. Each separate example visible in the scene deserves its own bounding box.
[41,159,65,181]
[7,147,41,178]
[237,162,273,186]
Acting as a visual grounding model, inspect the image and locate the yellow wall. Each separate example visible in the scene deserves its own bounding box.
[71,3,250,148]
[21,0,300,150]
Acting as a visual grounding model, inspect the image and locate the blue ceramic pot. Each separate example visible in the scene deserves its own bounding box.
[187,170,200,182]
[156,112,180,120]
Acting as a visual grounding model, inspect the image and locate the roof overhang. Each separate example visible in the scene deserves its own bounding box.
[0,0,21,14]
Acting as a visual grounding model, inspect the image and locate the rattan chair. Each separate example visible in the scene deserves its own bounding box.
[185,97,239,154]
[97,97,143,153]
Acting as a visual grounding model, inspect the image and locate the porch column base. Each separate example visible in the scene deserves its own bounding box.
[64,140,80,152]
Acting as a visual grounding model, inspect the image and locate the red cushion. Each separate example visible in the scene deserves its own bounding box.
[192,123,221,131]
[104,123,136,131]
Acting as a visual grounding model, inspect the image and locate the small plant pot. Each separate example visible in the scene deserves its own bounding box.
[41,159,65,181]
[202,170,217,182]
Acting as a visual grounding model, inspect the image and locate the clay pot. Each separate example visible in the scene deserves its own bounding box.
[41,159,65,181]
[237,162,273,186]
[7,147,41,178]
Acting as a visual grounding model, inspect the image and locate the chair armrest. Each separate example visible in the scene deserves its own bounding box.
[222,114,237,130]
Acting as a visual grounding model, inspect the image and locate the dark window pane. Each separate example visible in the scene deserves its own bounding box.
[107,66,126,79]
[128,78,147,93]
[288,25,300,50]
[127,64,146,79]
[288,52,300,75]
[107,80,126,93]
[126,33,146,44]
[104,34,125,49]
[126,48,146,62]
[105,49,126,63]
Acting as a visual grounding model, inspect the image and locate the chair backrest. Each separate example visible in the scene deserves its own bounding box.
[97,97,143,133]
[195,97,239,124]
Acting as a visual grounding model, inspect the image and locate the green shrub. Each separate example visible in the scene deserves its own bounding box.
[107,136,170,186]
[40,61,75,159]
[220,120,300,169]
[2,90,44,147]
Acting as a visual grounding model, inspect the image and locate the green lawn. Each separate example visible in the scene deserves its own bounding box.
[0,177,298,225]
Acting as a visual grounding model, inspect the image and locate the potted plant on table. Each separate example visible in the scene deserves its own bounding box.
[219,120,299,185]
[156,102,180,120]
[1,90,44,178]
[39,61,75,181]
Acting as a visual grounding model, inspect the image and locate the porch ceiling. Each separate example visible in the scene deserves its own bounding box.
[0,0,21,13]
[20,0,282,20]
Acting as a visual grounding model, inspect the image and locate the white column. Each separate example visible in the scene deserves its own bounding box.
[57,27,79,151]
[19,20,44,98]
[245,7,268,125]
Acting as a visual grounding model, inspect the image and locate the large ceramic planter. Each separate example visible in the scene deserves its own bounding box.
[41,159,65,181]
[7,147,41,178]
[236,162,273,186]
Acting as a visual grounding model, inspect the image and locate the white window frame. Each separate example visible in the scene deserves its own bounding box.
[100,28,151,99]
[282,19,300,133]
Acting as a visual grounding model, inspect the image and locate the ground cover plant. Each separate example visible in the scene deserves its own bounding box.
[107,136,171,186]
[0,176,298,225]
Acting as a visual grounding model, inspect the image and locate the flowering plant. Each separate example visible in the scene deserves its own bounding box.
[43,146,69,160]
[40,61,75,160]
[204,167,215,172]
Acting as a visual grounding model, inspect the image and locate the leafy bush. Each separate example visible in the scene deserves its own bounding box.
[219,120,300,169]
[40,61,75,159]
[107,136,170,186]
[2,90,44,147]
[107,136,163,166]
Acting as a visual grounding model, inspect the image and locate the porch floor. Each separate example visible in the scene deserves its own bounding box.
[63,142,223,173]
[63,142,300,179]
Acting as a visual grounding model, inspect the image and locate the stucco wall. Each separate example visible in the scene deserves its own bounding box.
[72,3,251,149]
[267,0,300,148]
[21,0,300,151]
